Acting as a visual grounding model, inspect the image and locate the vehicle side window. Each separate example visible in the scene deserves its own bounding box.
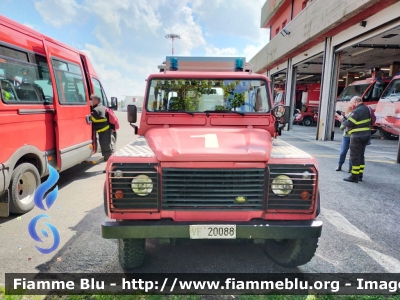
[0,44,28,62]
[91,78,109,107]
[0,46,53,104]
[52,59,86,105]
[380,79,400,101]
[364,81,389,102]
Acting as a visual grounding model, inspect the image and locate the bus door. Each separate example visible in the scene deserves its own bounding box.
[44,39,93,171]
[79,54,98,154]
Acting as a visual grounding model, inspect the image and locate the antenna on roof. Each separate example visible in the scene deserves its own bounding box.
[165,34,180,55]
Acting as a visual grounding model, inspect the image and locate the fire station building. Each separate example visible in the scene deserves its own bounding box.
[250,0,400,143]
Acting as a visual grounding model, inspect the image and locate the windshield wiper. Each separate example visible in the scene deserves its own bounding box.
[157,109,194,116]
[204,110,245,116]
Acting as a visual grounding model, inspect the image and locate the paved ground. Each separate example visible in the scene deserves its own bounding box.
[1,112,399,284]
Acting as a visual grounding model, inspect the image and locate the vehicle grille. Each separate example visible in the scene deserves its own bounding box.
[267,165,317,212]
[162,168,265,210]
[109,163,159,212]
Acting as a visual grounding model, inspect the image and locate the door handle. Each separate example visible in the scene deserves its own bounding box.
[86,115,92,124]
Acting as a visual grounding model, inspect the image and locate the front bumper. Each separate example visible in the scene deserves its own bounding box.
[101,220,322,239]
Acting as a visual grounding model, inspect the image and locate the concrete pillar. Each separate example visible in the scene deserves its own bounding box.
[269,72,275,102]
[345,72,354,87]
[389,62,400,164]
[389,62,400,76]
[316,37,340,141]
[284,58,297,130]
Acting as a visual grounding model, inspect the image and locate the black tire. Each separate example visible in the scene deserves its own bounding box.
[370,129,377,135]
[379,129,399,140]
[103,183,108,217]
[111,133,117,153]
[9,163,40,214]
[96,134,101,153]
[303,117,313,126]
[118,238,146,270]
[265,238,319,268]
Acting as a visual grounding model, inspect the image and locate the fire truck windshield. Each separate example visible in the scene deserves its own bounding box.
[146,79,271,113]
[380,78,400,102]
[337,83,370,101]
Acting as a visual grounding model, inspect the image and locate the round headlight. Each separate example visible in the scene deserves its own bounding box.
[131,175,153,196]
[271,175,293,196]
[114,170,123,178]
[302,171,312,179]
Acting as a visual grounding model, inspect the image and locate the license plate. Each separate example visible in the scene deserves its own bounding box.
[189,225,236,239]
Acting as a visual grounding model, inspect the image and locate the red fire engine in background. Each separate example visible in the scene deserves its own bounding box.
[275,83,344,126]
[0,15,117,217]
[293,83,321,126]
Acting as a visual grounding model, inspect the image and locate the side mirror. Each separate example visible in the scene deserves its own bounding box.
[272,104,286,118]
[110,97,118,110]
[272,104,290,123]
[127,104,137,124]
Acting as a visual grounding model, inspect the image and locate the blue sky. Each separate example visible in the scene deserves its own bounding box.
[1,0,269,101]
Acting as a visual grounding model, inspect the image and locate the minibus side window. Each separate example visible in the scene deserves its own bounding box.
[0,47,53,104]
[52,59,86,105]
[0,44,28,62]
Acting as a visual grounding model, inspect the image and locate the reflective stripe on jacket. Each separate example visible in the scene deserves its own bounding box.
[91,104,110,133]
[344,103,371,135]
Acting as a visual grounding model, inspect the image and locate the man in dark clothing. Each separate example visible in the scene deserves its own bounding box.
[341,96,372,183]
[90,94,112,162]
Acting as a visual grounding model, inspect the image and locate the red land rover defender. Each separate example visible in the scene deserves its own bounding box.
[101,57,322,270]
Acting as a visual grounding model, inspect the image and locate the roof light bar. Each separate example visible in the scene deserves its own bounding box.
[235,58,243,72]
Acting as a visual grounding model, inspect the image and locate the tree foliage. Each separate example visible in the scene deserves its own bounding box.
[152,79,245,111]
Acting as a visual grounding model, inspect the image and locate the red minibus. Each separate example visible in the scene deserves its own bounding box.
[0,15,117,217]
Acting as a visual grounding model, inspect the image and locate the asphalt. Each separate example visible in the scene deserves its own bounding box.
[0,111,399,284]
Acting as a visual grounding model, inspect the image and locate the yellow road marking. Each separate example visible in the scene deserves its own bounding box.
[312,154,396,164]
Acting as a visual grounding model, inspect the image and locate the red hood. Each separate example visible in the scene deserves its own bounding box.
[145,127,272,162]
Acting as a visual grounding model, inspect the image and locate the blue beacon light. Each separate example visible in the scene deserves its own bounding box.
[170,57,178,71]
[235,58,243,71]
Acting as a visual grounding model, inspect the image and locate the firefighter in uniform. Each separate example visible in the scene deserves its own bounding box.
[342,96,372,183]
[90,94,112,164]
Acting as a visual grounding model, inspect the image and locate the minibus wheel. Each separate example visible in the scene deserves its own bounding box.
[111,133,116,153]
[9,163,40,214]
